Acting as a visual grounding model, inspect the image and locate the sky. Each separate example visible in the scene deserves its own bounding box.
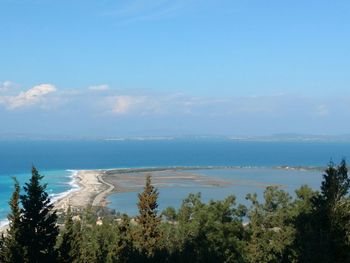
[0,0,350,137]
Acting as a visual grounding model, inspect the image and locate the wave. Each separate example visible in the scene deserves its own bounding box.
[1,170,81,230]
[49,170,80,204]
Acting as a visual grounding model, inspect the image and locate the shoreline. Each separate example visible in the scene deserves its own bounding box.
[1,165,323,232]
[53,165,324,211]
[54,165,322,212]
[54,170,111,212]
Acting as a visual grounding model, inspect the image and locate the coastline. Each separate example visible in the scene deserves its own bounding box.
[54,170,112,212]
[1,165,323,232]
[38,165,326,213]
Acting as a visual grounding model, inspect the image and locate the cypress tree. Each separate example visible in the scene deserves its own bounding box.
[2,177,24,263]
[19,166,59,263]
[136,174,162,258]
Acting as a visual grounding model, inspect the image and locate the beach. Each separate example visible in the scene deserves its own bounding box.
[1,139,342,224]
[52,167,245,213]
[54,170,113,212]
[53,166,324,214]
[53,167,230,212]
[0,165,323,233]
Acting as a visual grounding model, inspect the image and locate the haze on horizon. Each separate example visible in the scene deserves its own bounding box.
[0,0,349,137]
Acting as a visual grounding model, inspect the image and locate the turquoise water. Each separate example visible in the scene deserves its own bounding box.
[0,169,76,226]
[1,139,349,223]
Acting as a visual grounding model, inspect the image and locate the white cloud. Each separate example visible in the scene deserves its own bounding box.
[107,93,225,116]
[0,81,15,93]
[0,84,56,110]
[112,95,146,114]
[88,84,109,91]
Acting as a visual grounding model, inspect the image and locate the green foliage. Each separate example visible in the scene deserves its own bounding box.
[293,185,317,215]
[1,177,24,263]
[162,206,177,222]
[294,160,350,263]
[172,193,246,263]
[57,207,82,263]
[135,174,162,258]
[19,166,59,262]
[107,215,140,263]
[94,218,118,262]
[321,160,350,203]
[3,161,350,263]
[245,186,297,263]
[0,234,4,262]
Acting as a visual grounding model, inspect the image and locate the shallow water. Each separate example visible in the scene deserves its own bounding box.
[0,139,347,222]
[106,167,323,215]
[0,170,75,225]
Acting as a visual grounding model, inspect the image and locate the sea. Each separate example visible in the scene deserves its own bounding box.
[1,139,350,224]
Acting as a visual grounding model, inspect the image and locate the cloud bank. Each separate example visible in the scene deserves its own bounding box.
[0,84,56,110]
[0,82,341,120]
[88,84,110,91]
[1,80,349,136]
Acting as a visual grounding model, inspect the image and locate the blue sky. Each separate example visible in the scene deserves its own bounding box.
[0,0,350,137]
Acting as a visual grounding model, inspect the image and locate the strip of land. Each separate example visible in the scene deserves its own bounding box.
[53,166,288,214]
[53,167,235,213]
[1,166,302,232]
[54,170,111,212]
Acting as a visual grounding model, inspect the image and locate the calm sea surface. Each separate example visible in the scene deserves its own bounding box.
[1,139,349,222]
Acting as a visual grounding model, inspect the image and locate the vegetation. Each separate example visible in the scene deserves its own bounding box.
[57,207,82,263]
[135,174,162,258]
[1,178,23,263]
[1,160,350,262]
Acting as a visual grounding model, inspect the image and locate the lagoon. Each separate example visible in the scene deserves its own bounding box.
[1,139,349,224]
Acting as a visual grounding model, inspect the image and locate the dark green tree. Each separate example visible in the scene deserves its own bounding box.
[293,185,317,216]
[95,218,118,263]
[78,209,99,263]
[0,232,5,262]
[2,178,24,263]
[135,174,162,258]
[58,207,82,263]
[19,166,59,263]
[295,160,350,262]
[245,186,297,263]
[107,214,139,263]
[173,193,246,263]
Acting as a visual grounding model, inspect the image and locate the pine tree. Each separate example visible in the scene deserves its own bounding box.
[2,177,24,263]
[135,174,162,258]
[245,187,297,263]
[316,159,350,262]
[107,215,139,263]
[58,207,81,263]
[295,160,350,262]
[19,166,59,263]
[320,159,350,207]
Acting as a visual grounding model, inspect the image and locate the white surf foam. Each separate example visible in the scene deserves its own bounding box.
[49,169,80,204]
